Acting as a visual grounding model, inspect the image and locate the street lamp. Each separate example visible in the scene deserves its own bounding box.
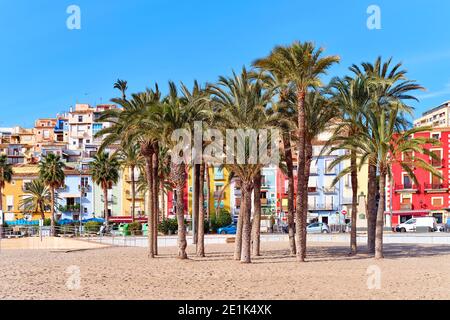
[78,158,84,235]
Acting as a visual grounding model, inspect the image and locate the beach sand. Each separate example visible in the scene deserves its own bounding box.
[1,241,449,300]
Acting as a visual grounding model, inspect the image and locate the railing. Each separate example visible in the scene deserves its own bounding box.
[308,187,318,193]
[101,195,116,203]
[400,203,413,210]
[395,184,419,191]
[323,187,336,193]
[58,204,81,212]
[125,190,145,199]
[424,183,448,191]
[308,203,337,211]
[78,185,91,192]
[431,158,444,167]
[214,191,224,199]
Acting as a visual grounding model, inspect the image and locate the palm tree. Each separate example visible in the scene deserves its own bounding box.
[0,154,13,237]
[20,180,52,220]
[96,84,163,258]
[90,152,120,223]
[254,41,339,262]
[114,79,128,100]
[39,154,66,235]
[350,57,425,253]
[251,170,262,256]
[343,106,441,258]
[207,68,277,263]
[147,82,211,259]
[117,143,144,222]
[328,75,370,254]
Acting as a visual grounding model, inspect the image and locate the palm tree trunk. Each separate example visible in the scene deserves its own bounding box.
[197,163,206,257]
[193,164,200,245]
[50,187,55,236]
[367,162,377,254]
[240,181,253,263]
[375,172,386,259]
[295,89,307,262]
[283,133,296,255]
[350,150,358,254]
[130,165,136,222]
[161,181,166,219]
[301,140,312,261]
[144,154,154,258]
[252,171,262,256]
[234,181,245,260]
[173,162,188,259]
[152,149,159,255]
[103,186,109,224]
[205,164,211,222]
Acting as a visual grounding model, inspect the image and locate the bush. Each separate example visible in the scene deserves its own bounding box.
[210,209,232,233]
[158,218,178,235]
[44,218,52,226]
[129,222,142,235]
[85,221,102,233]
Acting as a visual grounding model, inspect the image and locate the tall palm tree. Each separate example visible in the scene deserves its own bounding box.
[117,143,144,222]
[151,82,211,259]
[328,75,370,254]
[20,180,52,220]
[350,57,424,253]
[114,79,128,100]
[39,154,66,235]
[0,154,13,237]
[208,68,277,263]
[343,106,441,258]
[90,152,120,223]
[96,84,163,258]
[251,170,262,256]
[254,41,339,262]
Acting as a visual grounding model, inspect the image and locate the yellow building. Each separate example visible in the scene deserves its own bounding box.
[121,168,146,220]
[187,166,232,217]
[1,164,51,221]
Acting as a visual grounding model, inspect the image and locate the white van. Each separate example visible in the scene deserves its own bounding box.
[395,216,437,233]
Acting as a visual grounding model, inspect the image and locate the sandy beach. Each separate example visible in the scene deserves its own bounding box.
[1,241,450,300]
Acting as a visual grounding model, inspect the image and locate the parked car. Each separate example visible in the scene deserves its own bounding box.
[395,216,437,233]
[217,224,237,235]
[306,222,330,234]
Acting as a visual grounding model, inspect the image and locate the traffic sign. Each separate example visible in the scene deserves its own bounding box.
[341,210,347,216]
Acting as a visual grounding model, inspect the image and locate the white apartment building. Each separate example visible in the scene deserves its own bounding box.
[414,101,450,128]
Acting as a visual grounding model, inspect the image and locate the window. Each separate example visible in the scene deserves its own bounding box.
[431,133,440,140]
[431,149,443,167]
[403,175,412,188]
[78,116,83,122]
[403,151,413,164]
[432,197,443,207]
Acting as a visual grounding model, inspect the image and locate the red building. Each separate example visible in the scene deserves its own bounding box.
[167,183,189,219]
[388,128,450,225]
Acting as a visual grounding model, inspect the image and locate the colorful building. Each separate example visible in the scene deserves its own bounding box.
[388,128,450,225]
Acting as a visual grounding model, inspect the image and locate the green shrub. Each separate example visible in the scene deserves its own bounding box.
[44,218,52,226]
[210,209,232,233]
[84,221,102,233]
[158,218,178,235]
[129,222,142,235]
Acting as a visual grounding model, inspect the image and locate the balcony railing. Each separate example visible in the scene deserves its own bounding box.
[308,203,337,211]
[394,184,419,192]
[323,187,336,194]
[424,183,449,192]
[308,186,319,193]
[431,158,444,168]
[101,195,117,203]
[400,203,413,210]
[78,185,91,192]
[214,191,225,199]
[125,190,145,199]
[58,204,81,213]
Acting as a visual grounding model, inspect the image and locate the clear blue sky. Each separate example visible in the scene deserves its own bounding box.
[0,0,449,127]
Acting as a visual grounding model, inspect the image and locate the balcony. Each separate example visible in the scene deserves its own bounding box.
[59,204,81,213]
[235,198,241,208]
[125,190,145,199]
[260,198,268,206]
[424,183,449,193]
[234,189,242,197]
[323,187,336,194]
[394,184,419,193]
[400,203,413,210]
[101,194,117,204]
[78,185,91,192]
[214,191,225,199]
[308,203,337,211]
